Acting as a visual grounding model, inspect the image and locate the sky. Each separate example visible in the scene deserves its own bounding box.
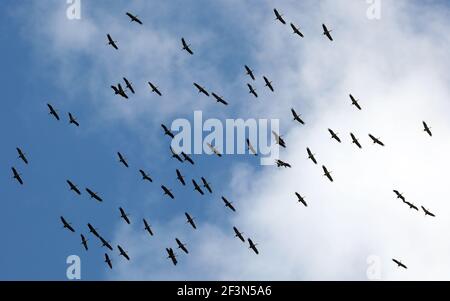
[1,0,449,280]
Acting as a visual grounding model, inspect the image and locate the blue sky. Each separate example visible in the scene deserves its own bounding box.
[1,0,450,280]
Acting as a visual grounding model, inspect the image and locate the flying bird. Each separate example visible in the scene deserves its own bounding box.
[87,223,100,237]
[175,238,189,254]
[295,192,307,207]
[273,9,286,24]
[16,147,28,164]
[148,82,162,96]
[47,103,60,121]
[161,124,175,138]
[176,169,186,186]
[306,148,317,164]
[247,83,258,98]
[393,190,405,202]
[185,212,197,230]
[244,65,255,80]
[201,177,212,193]
[272,131,286,148]
[328,129,341,143]
[291,108,305,125]
[11,167,23,185]
[248,238,259,254]
[119,207,130,225]
[117,245,130,260]
[192,179,204,195]
[392,258,407,269]
[166,248,177,266]
[99,236,113,251]
[368,134,385,146]
[111,84,128,99]
[421,206,435,217]
[246,139,258,156]
[170,147,184,163]
[181,152,195,165]
[68,113,79,127]
[123,77,135,94]
[350,133,362,149]
[181,37,194,55]
[80,234,88,251]
[161,185,174,199]
[349,94,362,110]
[107,34,118,50]
[276,159,291,168]
[422,121,432,137]
[193,82,209,96]
[104,253,113,269]
[263,76,274,92]
[211,93,228,105]
[322,24,333,41]
[60,216,75,233]
[66,180,81,195]
[322,165,333,182]
[233,226,245,242]
[222,196,236,212]
[290,23,304,37]
[207,143,222,157]
[85,188,103,202]
[117,152,129,168]
[404,201,418,211]
[143,219,154,236]
[126,12,143,25]
[139,169,153,182]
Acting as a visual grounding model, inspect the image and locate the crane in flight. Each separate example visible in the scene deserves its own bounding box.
[247,83,258,98]
[201,177,212,193]
[123,77,135,94]
[85,188,103,202]
[161,185,175,199]
[233,226,245,242]
[166,248,178,266]
[148,82,162,96]
[185,212,197,230]
[176,169,186,186]
[306,148,317,164]
[117,152,129,168]
[126,12,143,25]
[207,143,222,157]
[393,190,405,202]
[16,147,28,164]
[107,34,118,50]
[181,38,194,55]
[290,23,304,37]
[222,196,236,212]
[369,134,385,146]
[170,147,183,163]
[119,207,131,225]
[350,133,362,149]
[60,216,75,233]
[68,113,79,127]
[11,167,23,185]
[421,206,435,217]
[328,129,341,143]
[80,234,88,251]
[273,9,286,24]
[322,165,333,182]
[143,218,154,236]
[322,24,333,41]
[248,238,259,254]
[263,76,274,92]
[193,82,210,96]
[211,93,228,105]
[422,121,432,137]
[99,236,113,251]
[87,223,100,238]
[104,253,113,269]
[295,193,307,207]
[161,124,175,138]
[182,152,195,165]
[392,258,407,269]
[192,179,204,195]
[404,201,418,211]
[291,108,305,125]
[66,180,81,195]
[349,94,362,110]
[117,245,130,261]
[272,131,286,148]
[244,65,255,80]
[176,238,189,254]
[246,139,258,156]
[276,159,291,168]
[47,103,60,121]
[139,169,153,182]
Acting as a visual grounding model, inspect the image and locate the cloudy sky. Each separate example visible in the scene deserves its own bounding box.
[1,0,449,280]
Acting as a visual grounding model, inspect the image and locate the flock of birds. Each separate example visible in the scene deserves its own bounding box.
[10,8,436,275]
